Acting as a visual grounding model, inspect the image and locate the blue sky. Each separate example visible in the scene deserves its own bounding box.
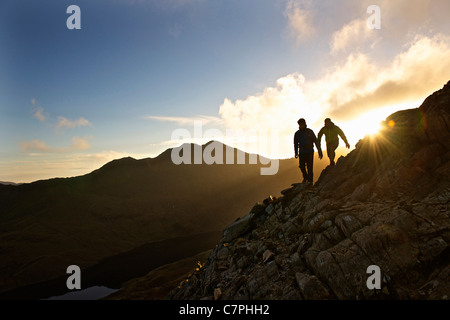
[1,0,450,182]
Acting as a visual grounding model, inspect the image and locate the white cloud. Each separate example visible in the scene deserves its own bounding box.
[33,107,46,122]
[379,0,446,38]
[20,139,52,153]
[71,136,91,151]
[330,0,450,53]
[219,73,313,134]
[20,136,93,154]
[145,115,223,126]
[284,0,315,45]
[326,34,450,120]
[56,116,92,129]
[217,34,450,157]
[330,18,379,54]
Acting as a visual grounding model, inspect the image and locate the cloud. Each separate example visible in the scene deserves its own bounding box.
[330,18,379,54]
[330,0,450,50]
[379,0,447,38]
[326,34,450,120]
[145,115,223,126]
[71,136,91,151]
[219,73,312,136]
[56,116,92,129]
[3,150,150,183]
[30,98,47,122]
[20,136,93,153]
[33,107,46,122]
[284,0,315,45]
[217,34,450,156]
[20,139,52,152]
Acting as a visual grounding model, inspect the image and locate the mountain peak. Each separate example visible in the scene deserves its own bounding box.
[94,156,139,173]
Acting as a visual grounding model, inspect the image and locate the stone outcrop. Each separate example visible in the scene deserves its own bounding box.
[167,81,450,300]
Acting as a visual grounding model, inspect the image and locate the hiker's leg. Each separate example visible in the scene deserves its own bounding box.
[306,152,314,182]
[327,142,338,166]
[299,154,308,182]
[329,148,335,165]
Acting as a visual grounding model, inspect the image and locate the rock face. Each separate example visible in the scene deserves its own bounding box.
[167,81,450,300]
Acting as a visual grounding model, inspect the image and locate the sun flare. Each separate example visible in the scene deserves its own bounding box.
[341,111,384,144]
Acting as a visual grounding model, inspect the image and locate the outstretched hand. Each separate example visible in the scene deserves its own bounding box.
[295,154,298,159]
[345,142,350,149]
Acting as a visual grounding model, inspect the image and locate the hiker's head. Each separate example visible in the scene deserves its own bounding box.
[298,118,306,129]
[324,118,333,127]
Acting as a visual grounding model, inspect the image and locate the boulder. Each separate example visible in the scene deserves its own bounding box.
[222,213,253,242]
[295,273,330,300]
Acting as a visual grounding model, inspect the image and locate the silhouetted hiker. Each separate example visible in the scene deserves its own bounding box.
[318,118,350,166]
[294,118,323,183]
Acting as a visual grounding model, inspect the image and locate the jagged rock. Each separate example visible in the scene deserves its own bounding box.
[295,273,330,300]
[167,81,450,300]
[214,287,222,300]
[335,214,363,238]
[281,220,297,237]
[250,202,268,219]
[265,261,279,279]
[297,233,311,254]
[222,213,253,242]
[418,236,447,265]
[290,252,307,272]
[281,187,294,195]
[305,212,326,232]
[263,195,275,205]
[237,256,250,270]
[262,250,274,263]
[216,246,229,260]
[322,224,345,245]
[351,183,371,202]
[418,280,440,297]
[310,233,333,251]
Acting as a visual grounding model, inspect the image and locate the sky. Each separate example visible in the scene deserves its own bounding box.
[1,0,450,183]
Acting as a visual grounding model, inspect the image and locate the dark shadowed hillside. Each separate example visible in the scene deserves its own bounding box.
[167,81,450,300]
[0,142,319,298]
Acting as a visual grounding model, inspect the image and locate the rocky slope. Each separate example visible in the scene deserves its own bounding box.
[167,81,450,300]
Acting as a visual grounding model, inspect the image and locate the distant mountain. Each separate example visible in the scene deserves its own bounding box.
[0,141,326,297]
[166,80,450,300]
[0,181,22,186]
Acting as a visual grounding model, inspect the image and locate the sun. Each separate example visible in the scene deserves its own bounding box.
[341,112,384,144]
[363,120,382,136]
[340,101,425,145]
[349,119,381,139]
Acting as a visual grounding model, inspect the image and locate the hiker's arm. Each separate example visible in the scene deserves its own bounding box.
[317,128,324,149]
[338,127,350,148]
[294,133,299,157]
[312,131,323,159]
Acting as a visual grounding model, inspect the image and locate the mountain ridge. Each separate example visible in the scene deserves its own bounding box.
[166,80,450,300]
[0,141,310,297]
